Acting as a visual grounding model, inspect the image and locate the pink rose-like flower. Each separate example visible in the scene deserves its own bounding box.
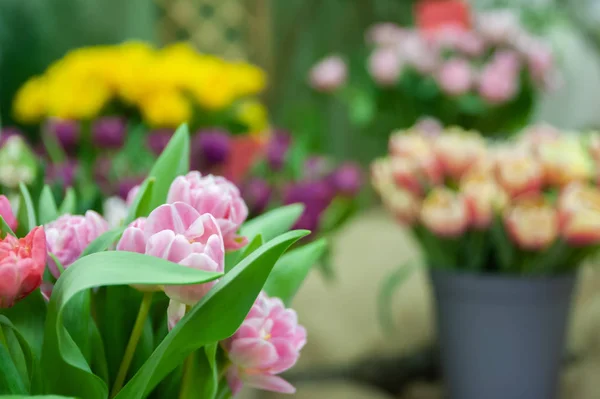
[117,203,224,304]
[223,292,306,395]
[436,58,473,96]
[420,188,469,237]
[0,195,17,231]
[0,227,47,308]
[308,56,347,93]
[45,211,109,278]
[368,47,403,86]
[167,172,249,251]
[478,63,518,105]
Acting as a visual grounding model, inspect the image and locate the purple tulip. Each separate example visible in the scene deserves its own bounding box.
[284,180,334,232]
[118,178,144,200]
[146,129,174,155]
[329,163,362,196]
[94,156,114,194]
[47,119,80,151]
[46,159,78,187]
[92,117,126,149]
[241,178,272,216]
[266,130,292,171]
[304,156,332,181]
[191,129,231,171]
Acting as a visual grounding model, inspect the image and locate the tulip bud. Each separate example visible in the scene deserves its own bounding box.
[191,129,231,171]
[366,23,405,47]
[434,129,486,180]
[559,182,600,246]
[266,130,291,171]
[241,178,272,216]
[92,117,126,149]
[391,158,424,195]
[420,188,469,237]
[495,150,543,197]
[46,118,80,152]
[504,196,558,250]
[389,132,442,184]
[0,227,47,308]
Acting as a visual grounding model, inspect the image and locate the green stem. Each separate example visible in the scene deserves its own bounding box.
[178,306,193,399]
[0,326,6,348]
[110,292,154,398]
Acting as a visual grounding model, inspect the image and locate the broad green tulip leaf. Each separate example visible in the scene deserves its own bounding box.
[224,234,263,273]
[38,186,58,225]
[63,291,91,365]
[2,327,29,392]
[377,264,417,334]
[0,293,46,360]
[319,197,356,234]
[240,204,304,242]
[0,344,26,394]
[58,188,76,216]
[81,227,126,257]
[264,238,327,305]
[40,251,222,399]
[147,124,190,210]
[215,383,232,399]
[125,178,155,224]
[0,216,16,237]
[115,230,309,399]
[0,396,76,399]
[178,344,218,399]
[17,183,36,235]
[89,320,109,386]
[0,316,38,393]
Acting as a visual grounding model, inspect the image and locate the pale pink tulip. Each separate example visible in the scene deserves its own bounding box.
[414,117,443,137]
[420,188,469,237]
[432,26,485,57]
[519,123,561,151]
[460,170,508,229]
[478,63,518,104]
[401,34,438,74]
[366,23,405,47]
[504,196,558,250]
[389,132,442,184]
[371,158,421,224]
[434,129,486,180]
[45,211,109,278]
[223,292,306,395]
[558,183,600,246]
[126,185,141,206]
[436,58,473,96]
[308,56,347,93]
[495,150,543,197]
[117,202,224,304]
[167,172,249,251]
[0,227,46,308]
[368,47,403,86]
[476,10,522,44]
[0,195,17,231]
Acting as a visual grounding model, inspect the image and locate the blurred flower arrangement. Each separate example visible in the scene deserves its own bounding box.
[0,125,325,398]
[372,123,600,274]
[309,8,558,136]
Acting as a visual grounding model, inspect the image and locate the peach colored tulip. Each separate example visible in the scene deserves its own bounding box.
[460,170,508,229]
[389,132,442,184]
[391,158,424,195]
[504,196,558,250]
[559,182,600,246]
[434,129,486,180]
[495,150,543,197]
[382,185,421,224]
[538,137,595,186]
[518,123,560,151]
[420,188,469,237]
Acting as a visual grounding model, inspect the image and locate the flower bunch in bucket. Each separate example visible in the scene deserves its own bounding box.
[309,8,558,136]
[372,124,600,274]
[0,124,325,398]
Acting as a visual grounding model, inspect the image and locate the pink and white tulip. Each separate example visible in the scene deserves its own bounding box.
[504,196,558,250]
[308,56,347,93]
[223,292,306,395]
[0,226,46,308]
[368,47,403,86]
[558,183,600,246]
[420,188,469,237]
[436,58,473,96]
[117,202,225,305]
[434,129,486,180]
[167,172,249,251]
[460,170,507,229]
[45,211,109,278]
[366,23,405,47]
[495,150,543,197]
[478,62,518,105]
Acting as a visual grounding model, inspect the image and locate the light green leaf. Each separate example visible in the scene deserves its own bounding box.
[89,320,109,386]
[115,230,309,399]
[178,344,218,399]
[38,186,59,225]
[0,316,38,394]
[0,216,16,237]
[240,204,304,243]
[378,264,417,334]
[40,251,222,399]
[125,178,155,224]
[0,396,77,399]
[81,227,126,257]
[17,183,36,235]
[147,124,190,211]
[225,234,264,273]
[58,188,76,216]
[0,344,26,394]
[264,238,327,305]
[0,293,46,361]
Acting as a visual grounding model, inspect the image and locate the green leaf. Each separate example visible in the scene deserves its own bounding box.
[264,238,327,305]
[491,217,514,272]
[0,344,27,394]
[62,291,92,367]
[0,396,77,399]
[465,230,487,271]
[225,234,264,273]
[38,186,59,225]
[0,316,38,394]
[81,227,126,257]
[378,264,416,334]
[125,178,155,224]
[319,197,356,234]
[115,230,309,399]
[527,240,569,275]
[240,204,304,243]
[89,320,109,386]
[347,89,376,128]
[0,216,16,238]
[58,188,76,216]
[17,183,36,235]
[40,251,222,399]
[0,293,46,361]
[178,344,218,399]
[147,124,190,211]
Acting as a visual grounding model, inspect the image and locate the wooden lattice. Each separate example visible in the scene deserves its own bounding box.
[156,0,271,65]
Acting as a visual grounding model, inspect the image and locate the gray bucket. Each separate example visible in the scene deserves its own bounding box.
[429,269,576,399]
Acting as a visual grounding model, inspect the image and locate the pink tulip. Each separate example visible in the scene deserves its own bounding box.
[420,188,469,237]
[167,172,249,251]
[434,129,486,180]
[126,185,141,206]
[0,195,17,231]
[366,23,405,47]
[558,183,600,246]
[117,202,225,305]
[371,158,421,224]
[495,150,543,197]
[401,34,439,74]
[460,170,508,229]
[504,196,558,250]
[391,158,423,195]
[368,48,403,86]
[308,56,347,93]
[478,63,518,104]
[45,211,109,278]
[436,58,473,96]
[0,227,47,308]
[476,10,522,44]
[389,132,442,184]
[222,292,306,395]
[432,26,485,57]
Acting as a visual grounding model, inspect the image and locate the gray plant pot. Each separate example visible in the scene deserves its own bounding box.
[429,269,576,399]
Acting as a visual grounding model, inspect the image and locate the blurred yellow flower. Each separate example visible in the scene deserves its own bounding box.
[237,100,268,133]
[140,89,192,128]
[13,76,47,123]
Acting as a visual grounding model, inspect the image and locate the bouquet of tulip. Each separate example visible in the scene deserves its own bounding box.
[371,124,600,274]
[0,124,326,399]
[309,8,558,136]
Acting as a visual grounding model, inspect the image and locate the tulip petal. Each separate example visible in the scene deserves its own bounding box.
[167,300,186,331]
[243,373,296,394]
[229,338,278,369]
